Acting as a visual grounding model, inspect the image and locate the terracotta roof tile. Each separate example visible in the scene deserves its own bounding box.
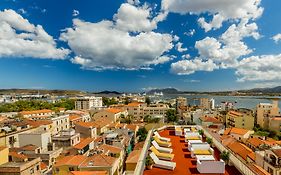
[224,127,249,135]
[73,138,94,150]
[20,109,53,115]
[228,141,253,161]
[98,144,122,154]
[247,138,264,148]
[80,154,117,167]
[69,115,82,121]
[55,155,87,167]
[20,144,39,151]
[40,162,47,170]
[106,108,122,114]
[69,171,107,175]
[126,150,141,163]
[272,149,281,158]
[9,152,28,160]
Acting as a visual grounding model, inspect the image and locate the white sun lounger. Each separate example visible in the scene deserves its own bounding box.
[196,155,216,161]
[154,131,171,142]
[150,152,176,170]
[152,140,173,153]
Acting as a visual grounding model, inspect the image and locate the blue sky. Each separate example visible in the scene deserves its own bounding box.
[0,0,281,92]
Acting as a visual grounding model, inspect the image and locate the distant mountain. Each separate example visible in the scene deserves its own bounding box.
[240,86,281,94]
[147,88,180,94]
[0,89,84,95]
[94,91,122,95]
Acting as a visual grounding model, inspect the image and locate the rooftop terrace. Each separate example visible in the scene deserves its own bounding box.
[144,129,241,175]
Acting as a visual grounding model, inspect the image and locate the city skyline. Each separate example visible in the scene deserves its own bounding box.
[0,0,281,92]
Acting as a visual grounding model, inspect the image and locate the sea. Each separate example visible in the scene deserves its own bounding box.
[154,94,281,110]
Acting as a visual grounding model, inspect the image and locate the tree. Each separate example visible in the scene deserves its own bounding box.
[120,115,133,124]
[103,97,117,107]
[145,97,151,105]
[220,151,230,163]
[137,127,148,142]
[165,109,178,123]
[198,129,204,136]
[145,156,154,169]
[206,137,213,145]
[124,97,130,105]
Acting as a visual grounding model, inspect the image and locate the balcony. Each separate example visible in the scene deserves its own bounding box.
[264,157,281,168]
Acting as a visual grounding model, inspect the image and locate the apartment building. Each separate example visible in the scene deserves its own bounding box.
[0,147,8,165]
[0,157,41,175]
[52,129,80,148]
[226,109,255,130]
[124,102,147,118]
[19,109,55,118]
[75,96,103,110]
[0,121,38,148]
[200,98,215,110]
[257,100,280,129]
[75,121,98,138]
[256,147,281,175]
[53,154,119,175]
[142,103,169,117]
[18,130,51,152]
[176,97,187,109]
[94,108,128,122]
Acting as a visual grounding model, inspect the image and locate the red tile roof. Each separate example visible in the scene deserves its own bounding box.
[106,108,122,114]
[40,162,47,170]
[69,171,107,175]
[98,144,122,154]
[73,138,94,150]
[9,152,28,160]
[55,155,87,167]
[126,150,141,163]
[20,109,53,115]
[247,137,264,148]
[228,141,254,161]
[224,127,249,135]
[79,154,117,167]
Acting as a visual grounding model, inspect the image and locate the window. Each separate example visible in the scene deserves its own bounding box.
[69,167,75,171]
[36,165,40,171]
[30,168,34,174]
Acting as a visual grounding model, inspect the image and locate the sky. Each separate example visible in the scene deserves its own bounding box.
[0,0,281,92]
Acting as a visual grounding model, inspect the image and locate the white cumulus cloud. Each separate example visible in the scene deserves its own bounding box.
[272,33,281,44]
[0,9,69,59]
[236,54,281,82]
[170,59,217,75]
[60,19,174,70]
[162,0,263,31]
[114,3,167,32]
[72,10,79,17]
[175,42,187,52]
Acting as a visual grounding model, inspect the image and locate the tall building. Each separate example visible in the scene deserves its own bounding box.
[200,98,213,110]
[256,100,279,129]
[226,109,254,130]
[210,98,215,110]
[75,96,103,110]
[176,97,187,109]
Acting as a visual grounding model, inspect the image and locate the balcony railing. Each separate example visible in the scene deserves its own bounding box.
[264,157,281,168]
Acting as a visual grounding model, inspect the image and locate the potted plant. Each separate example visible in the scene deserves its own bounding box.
[145,156,154,170]
[198,129,204,137]
[220,150,230,165]
[206,137,213,146]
